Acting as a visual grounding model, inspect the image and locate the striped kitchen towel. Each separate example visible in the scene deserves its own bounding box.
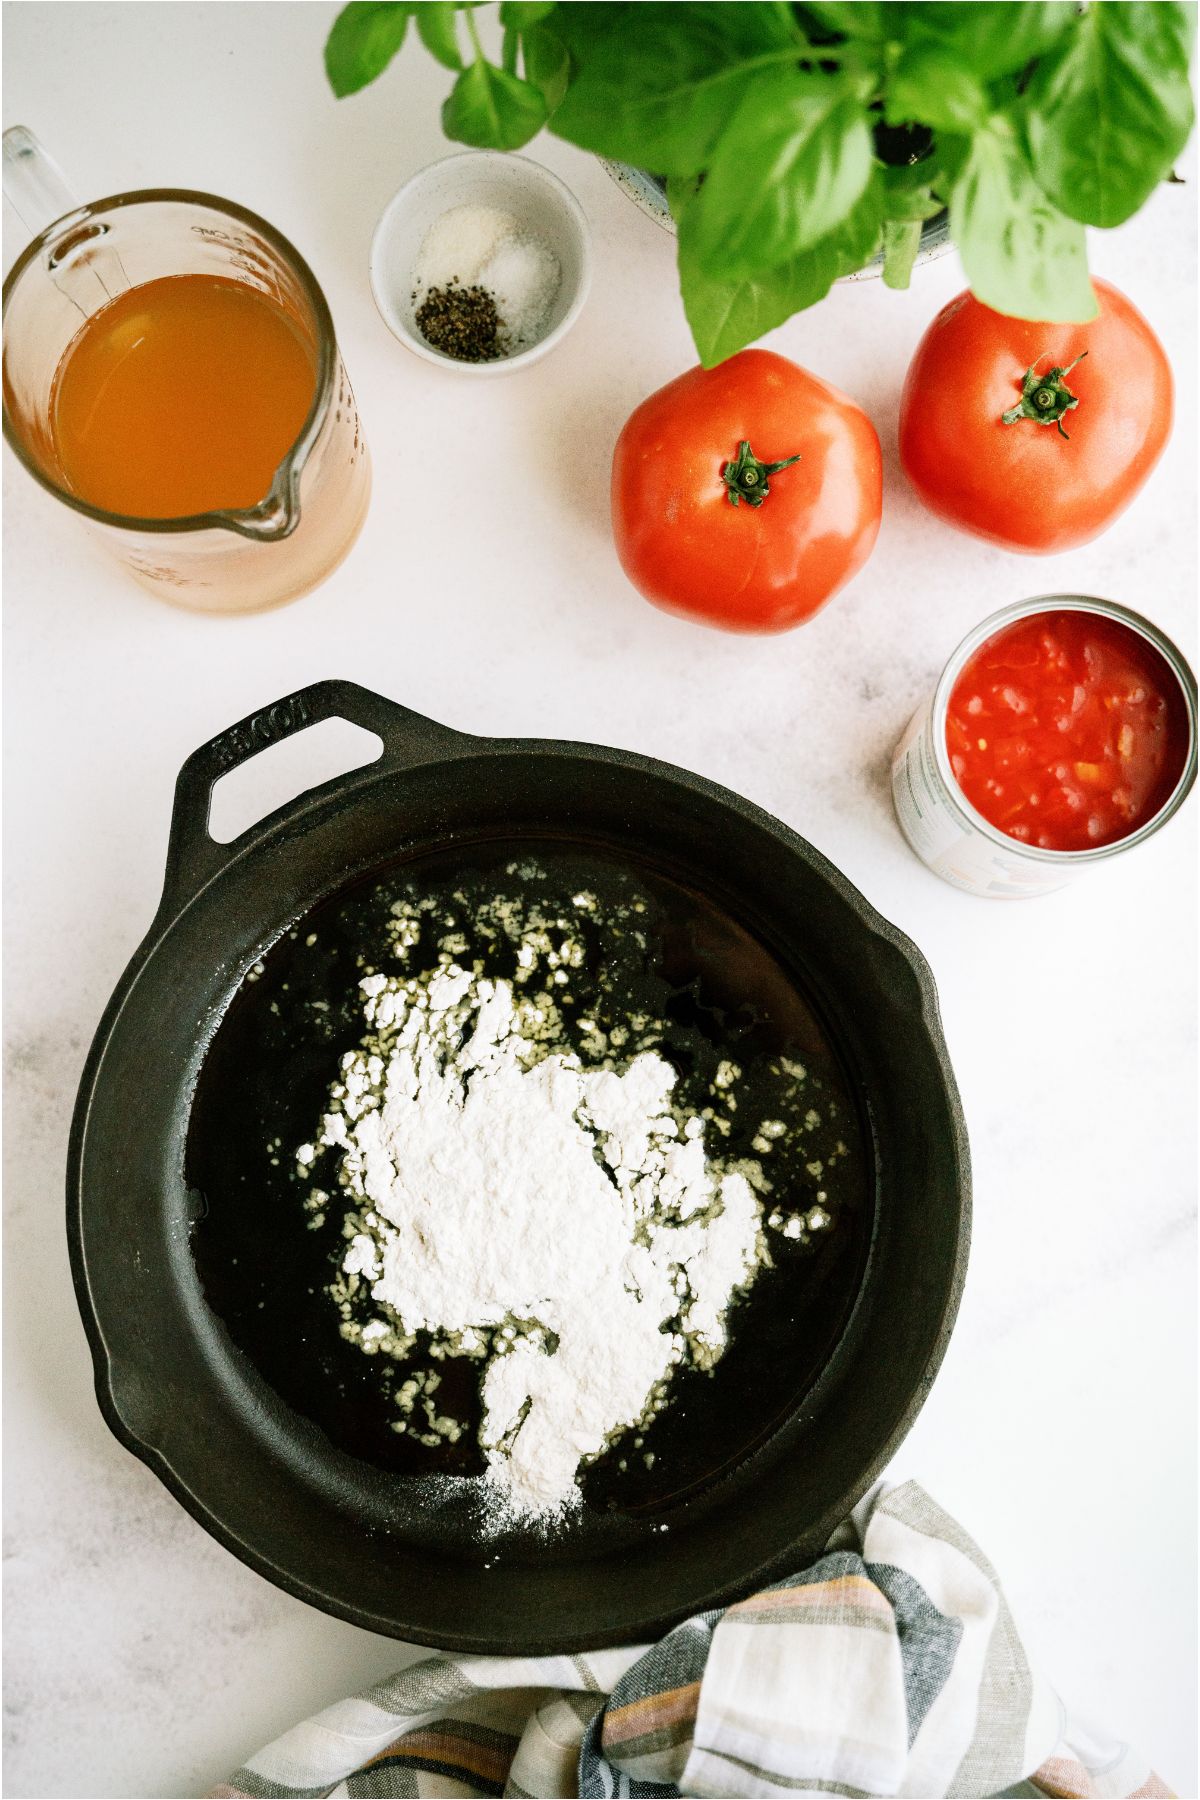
[214,1482,1171,1800]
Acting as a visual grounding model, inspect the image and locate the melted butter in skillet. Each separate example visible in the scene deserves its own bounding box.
[187,842,871,1516]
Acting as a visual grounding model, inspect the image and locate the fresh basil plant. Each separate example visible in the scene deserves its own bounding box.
[326,1,1195,365]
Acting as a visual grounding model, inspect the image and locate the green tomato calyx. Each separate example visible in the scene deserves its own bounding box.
[1001,351,1088,440]
[722,439,802,507]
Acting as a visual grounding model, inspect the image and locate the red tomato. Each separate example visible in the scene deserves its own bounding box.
[899,280,1172,554]
[611,349,882,633]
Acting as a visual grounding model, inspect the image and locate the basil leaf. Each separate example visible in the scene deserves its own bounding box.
[885,47,987,132]
[522,22,570,111]
[325,2,413,97]
[674,171,883,366]
[950,124,1098,321]
[417,2,464,71]
[551,3,800,178]
[750,1,811,46]
[698,73,873,274]
[799,2,889,40]
[695,1,808,55]
[499,0,556,25]
[549,0,632,41]
[691,70,873,278]
[554,3,802,68]
[1023,1,1196,229]
[900,2,1078,79]
[442,58,549,148]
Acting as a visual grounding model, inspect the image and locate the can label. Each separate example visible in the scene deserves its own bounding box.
[891,701,1076,899]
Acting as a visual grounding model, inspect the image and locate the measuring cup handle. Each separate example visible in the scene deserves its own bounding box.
[160,679,473,910]
[2,126,80,244]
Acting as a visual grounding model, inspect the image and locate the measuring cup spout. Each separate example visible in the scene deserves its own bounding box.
[229,483,302,542]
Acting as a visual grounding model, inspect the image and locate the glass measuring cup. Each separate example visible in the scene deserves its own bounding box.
[2,128,371,613]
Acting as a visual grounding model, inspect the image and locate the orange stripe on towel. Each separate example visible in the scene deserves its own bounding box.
[366,1727,513,1783]
[731,1575,893,1616]
[1030,1754,1098,1797]
[1031,1756,1175,1798]
[604,1680,701,1745]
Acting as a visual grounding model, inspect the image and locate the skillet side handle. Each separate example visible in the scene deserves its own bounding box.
[160,679,472,908]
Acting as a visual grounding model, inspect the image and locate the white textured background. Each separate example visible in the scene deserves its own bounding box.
[3,6,1196,1797]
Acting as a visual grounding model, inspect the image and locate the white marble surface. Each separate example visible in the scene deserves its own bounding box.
[3,7,1196,1797]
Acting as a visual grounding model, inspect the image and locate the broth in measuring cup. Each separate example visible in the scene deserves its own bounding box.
[51,274,317,518]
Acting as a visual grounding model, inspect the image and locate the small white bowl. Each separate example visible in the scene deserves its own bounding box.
[370,150,592,376]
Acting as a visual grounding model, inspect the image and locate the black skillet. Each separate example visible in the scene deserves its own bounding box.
[67,679,969,1654]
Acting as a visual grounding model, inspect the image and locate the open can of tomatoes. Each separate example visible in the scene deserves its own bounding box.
[892,596,1197,898]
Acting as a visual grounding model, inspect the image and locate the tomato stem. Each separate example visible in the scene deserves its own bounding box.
[721,439,802,507]
[1000,351,1088,440]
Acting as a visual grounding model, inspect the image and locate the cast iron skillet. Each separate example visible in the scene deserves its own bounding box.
[67,679,970,1654]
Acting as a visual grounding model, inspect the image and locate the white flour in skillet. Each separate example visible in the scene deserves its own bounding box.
[298,887,788,1526]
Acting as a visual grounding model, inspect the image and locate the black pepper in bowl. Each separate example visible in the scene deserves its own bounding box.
[413,281,502,363]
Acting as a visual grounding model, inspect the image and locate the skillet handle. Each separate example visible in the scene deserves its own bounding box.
[160,679,471,906]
